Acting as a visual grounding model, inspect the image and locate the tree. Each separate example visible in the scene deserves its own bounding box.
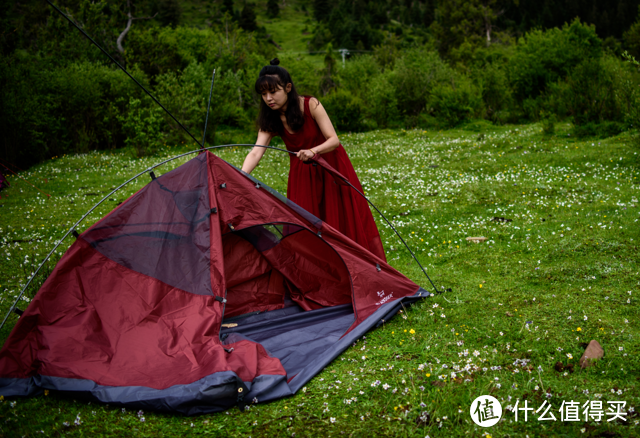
[266,0,279,18]
[313,0,331,22]
[222,0,235,18]
[624,8,640,58]
[431,0,505,56]
[239,2,258,32]
[155,0,181,27]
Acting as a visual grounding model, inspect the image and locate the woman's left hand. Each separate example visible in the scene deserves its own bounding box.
[297,149,316,162]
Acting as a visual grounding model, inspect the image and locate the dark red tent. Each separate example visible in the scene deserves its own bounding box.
[0,152,429,414]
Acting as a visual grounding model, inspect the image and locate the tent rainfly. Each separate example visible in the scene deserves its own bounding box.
[0,152,430,414]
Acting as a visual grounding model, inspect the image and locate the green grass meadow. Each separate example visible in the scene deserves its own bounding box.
[0,123,638,437]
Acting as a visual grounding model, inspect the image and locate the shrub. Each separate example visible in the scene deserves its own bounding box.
[392,48,452,118]
[478,64,512,120]
[508,19,602,104]
[364,72,399,128]
[321,89,364,132]
[119,98,163,156]
[427,76,483,128]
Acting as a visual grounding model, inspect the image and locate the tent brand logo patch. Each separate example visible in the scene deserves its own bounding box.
[375,290,394,306]
[470,395,502,427]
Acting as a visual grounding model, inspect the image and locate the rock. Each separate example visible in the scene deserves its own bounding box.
[466,236,487,243]
[580,340,604,369]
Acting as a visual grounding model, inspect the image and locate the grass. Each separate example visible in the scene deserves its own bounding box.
[0,122,639,437]
[178,0,327,68]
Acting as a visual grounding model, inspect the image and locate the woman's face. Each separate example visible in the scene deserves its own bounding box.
[261,82,292,112]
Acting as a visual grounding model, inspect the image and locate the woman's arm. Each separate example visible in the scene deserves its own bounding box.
[296,98,340,162]
[242,130,273,174]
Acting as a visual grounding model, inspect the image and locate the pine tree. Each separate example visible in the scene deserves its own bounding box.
[313,0,331,22]
[155,0,182,27]
[222,0,235,17]
[266,0,279,18]
[239,3,258,31]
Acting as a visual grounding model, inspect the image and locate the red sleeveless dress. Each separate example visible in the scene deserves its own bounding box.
[279,96,387,262]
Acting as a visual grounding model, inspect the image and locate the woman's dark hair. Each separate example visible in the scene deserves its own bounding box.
[255,58,304,134]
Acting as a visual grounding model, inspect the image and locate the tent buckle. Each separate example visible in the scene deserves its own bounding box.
[376,263,381,272]
[149,171,156,180]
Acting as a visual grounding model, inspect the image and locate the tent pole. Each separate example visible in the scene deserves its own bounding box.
[341,180,441,295]
[201,69,216,150]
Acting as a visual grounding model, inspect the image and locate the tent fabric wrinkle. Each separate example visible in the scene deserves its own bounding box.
[0,151,430,413]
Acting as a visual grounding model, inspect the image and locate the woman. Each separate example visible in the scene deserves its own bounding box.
[241,59,386,262]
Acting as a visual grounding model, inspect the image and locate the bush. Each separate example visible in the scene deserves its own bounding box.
[508,19,602,104]
[0,56,144,167]
[544,54,639,130]
[571,121,626,138]
[321,89,365,132]
[119,98,163,156]
[364,72,399,128]
[392,48,452,118]
[427,76,483,128]
[478,64,512,120]
[334,55,380,99]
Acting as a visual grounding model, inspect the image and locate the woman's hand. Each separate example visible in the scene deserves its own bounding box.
[296,149,316,162]
[242,130,272,174]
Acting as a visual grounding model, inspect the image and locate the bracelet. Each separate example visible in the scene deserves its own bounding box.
[310,149,318,156]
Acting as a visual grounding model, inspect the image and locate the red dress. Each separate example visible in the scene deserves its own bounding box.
[279,96,387,262]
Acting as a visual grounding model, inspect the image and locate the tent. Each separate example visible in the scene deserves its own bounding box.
[0,151,430,415]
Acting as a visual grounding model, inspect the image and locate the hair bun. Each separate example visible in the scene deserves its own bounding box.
[270,58,280,66]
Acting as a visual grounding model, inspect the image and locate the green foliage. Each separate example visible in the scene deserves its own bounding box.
[427,76,483,128]
[541,112,556,135]
[392,49,452,118]
[153,0,182,28]
[266,0,280,18]
[334,54,380,98]
[372,32,401,70]
[0,55,143,167]
[119,98,164,156]
[571,121,626,138]
[4,0,640,170]
[478,64,513,121]
[321,89,364,132]
[508,19,602,105]
[239,3,258,32]
[155,61,208,142]
[430,0,500,56]
[364,72,399,128]
[278,55,321,96]
[624,9,640,58]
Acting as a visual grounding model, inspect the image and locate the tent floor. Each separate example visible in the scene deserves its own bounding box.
[220,303,354,380]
